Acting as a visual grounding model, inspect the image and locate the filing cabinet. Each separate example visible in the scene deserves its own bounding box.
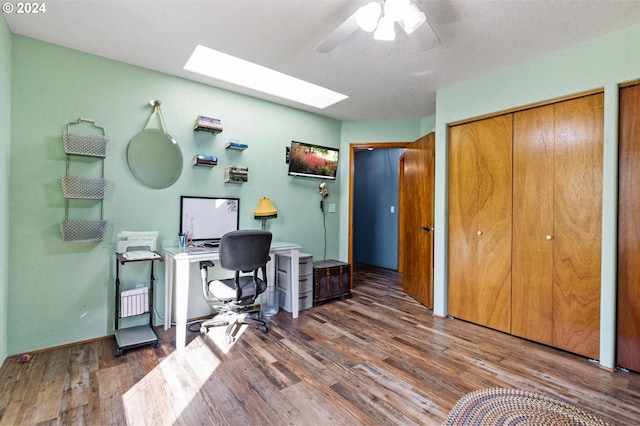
[276,252,313,312]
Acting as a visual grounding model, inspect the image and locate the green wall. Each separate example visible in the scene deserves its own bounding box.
[420,115,435,136]
[7,35,351,355]
[0,16,11,363]
[338,119,424,260]
[12,18,637,368]
[4,34,425,357]
[433,23,640,369]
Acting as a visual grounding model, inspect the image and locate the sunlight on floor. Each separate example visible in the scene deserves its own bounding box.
[121,325,249,424]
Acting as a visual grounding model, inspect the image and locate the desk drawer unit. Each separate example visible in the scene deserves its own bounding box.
[313,260,352,305]
[277,252,313,313]
[277,252,313,275]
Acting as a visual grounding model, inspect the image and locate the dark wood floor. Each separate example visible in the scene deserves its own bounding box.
[1,263,639,425]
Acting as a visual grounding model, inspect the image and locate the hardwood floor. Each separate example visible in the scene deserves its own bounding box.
[1,263,639,425]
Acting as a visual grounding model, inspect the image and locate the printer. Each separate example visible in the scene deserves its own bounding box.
[116,231,159,259]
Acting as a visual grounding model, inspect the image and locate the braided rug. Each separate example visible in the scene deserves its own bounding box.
[443,388,612,426]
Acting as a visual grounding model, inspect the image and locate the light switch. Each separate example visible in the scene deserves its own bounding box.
[390,205,395,213]
[328,203,336,213]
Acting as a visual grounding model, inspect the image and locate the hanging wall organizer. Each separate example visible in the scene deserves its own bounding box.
[60,118,109,242]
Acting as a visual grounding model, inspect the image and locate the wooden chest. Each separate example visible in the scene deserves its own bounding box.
[313,260,352,305]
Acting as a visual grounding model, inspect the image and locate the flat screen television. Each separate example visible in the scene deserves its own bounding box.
[288,140,339,180]
[179,196,240,245]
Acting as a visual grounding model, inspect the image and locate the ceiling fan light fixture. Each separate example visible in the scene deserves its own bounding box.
[316,0,436,52]
[384,0,410,22]
[356,2,382,32]
[402,4,427,34]
[374,16,396,41]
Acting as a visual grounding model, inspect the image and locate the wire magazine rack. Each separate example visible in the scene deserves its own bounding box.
[60,118,109,242]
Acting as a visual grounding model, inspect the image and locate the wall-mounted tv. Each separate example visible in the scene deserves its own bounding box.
[288,140,339,180]
[179,196,240,244]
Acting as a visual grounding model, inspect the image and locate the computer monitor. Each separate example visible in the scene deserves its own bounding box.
[179,196,240,245]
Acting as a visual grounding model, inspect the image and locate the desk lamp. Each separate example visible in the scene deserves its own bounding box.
[254,197,277,230]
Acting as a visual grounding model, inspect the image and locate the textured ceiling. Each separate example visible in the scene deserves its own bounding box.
[5,0,640,120]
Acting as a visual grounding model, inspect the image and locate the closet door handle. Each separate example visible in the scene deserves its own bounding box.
[546,235,553,241]
[477,230,483,236]
[422,226,433,232]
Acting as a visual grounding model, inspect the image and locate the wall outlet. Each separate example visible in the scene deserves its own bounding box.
[328,203,336,213]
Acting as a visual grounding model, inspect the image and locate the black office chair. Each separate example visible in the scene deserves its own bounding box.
[199,229,272,344]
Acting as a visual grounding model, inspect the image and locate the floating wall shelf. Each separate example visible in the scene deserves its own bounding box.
[225,141,248,150]
[193,115,223,134]
[192,154,218,167]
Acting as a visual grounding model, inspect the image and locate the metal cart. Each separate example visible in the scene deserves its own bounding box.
[114,252,162,357]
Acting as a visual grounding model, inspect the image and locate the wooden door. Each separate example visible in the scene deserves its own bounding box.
[401,133,435,308]
[448,123,480,324]
[513,94,602,359]
[448,115,512,333]
[512,105,555,346]
[618,85,640,372]
[552,94,602,359]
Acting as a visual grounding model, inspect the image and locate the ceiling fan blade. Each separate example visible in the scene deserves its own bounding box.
[407,18,440,52]
[315,11,360,53]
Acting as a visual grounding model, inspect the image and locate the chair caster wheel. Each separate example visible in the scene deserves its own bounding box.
[225,335,235,344]
[200,326,206,334]
[115,349,123,357]
[261,326,268,334]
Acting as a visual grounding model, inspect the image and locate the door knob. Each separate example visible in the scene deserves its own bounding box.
[422,226,433,232]
[477,230,482,235]
[546,235,553,240]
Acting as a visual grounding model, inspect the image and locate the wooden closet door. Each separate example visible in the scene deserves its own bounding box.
[512,105,555,346]
[618,85,640,372]
[448,123,480,324]
[513,94,602,359]
[449,115,512,333]
[553,94,602,359]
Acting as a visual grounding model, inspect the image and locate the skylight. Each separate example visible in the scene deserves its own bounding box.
[184,45,348,110]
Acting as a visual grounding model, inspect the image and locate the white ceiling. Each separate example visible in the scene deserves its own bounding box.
[5,0,640,121]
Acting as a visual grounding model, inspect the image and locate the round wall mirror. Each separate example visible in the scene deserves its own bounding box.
[127,128,183,189]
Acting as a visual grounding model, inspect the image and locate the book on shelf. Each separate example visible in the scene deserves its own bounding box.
[225,165,249,183]
[226,165,248,172]
[193,154,218,166]
[225,141,248,150]
[195,115,221,125]
[194,115,223,132]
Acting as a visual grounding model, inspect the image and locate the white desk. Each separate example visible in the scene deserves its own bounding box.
[163,241,301,349]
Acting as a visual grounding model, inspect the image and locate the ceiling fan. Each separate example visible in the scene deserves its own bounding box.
[315,0,439,53]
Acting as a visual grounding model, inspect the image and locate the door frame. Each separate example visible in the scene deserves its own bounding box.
[348,142,410,268]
